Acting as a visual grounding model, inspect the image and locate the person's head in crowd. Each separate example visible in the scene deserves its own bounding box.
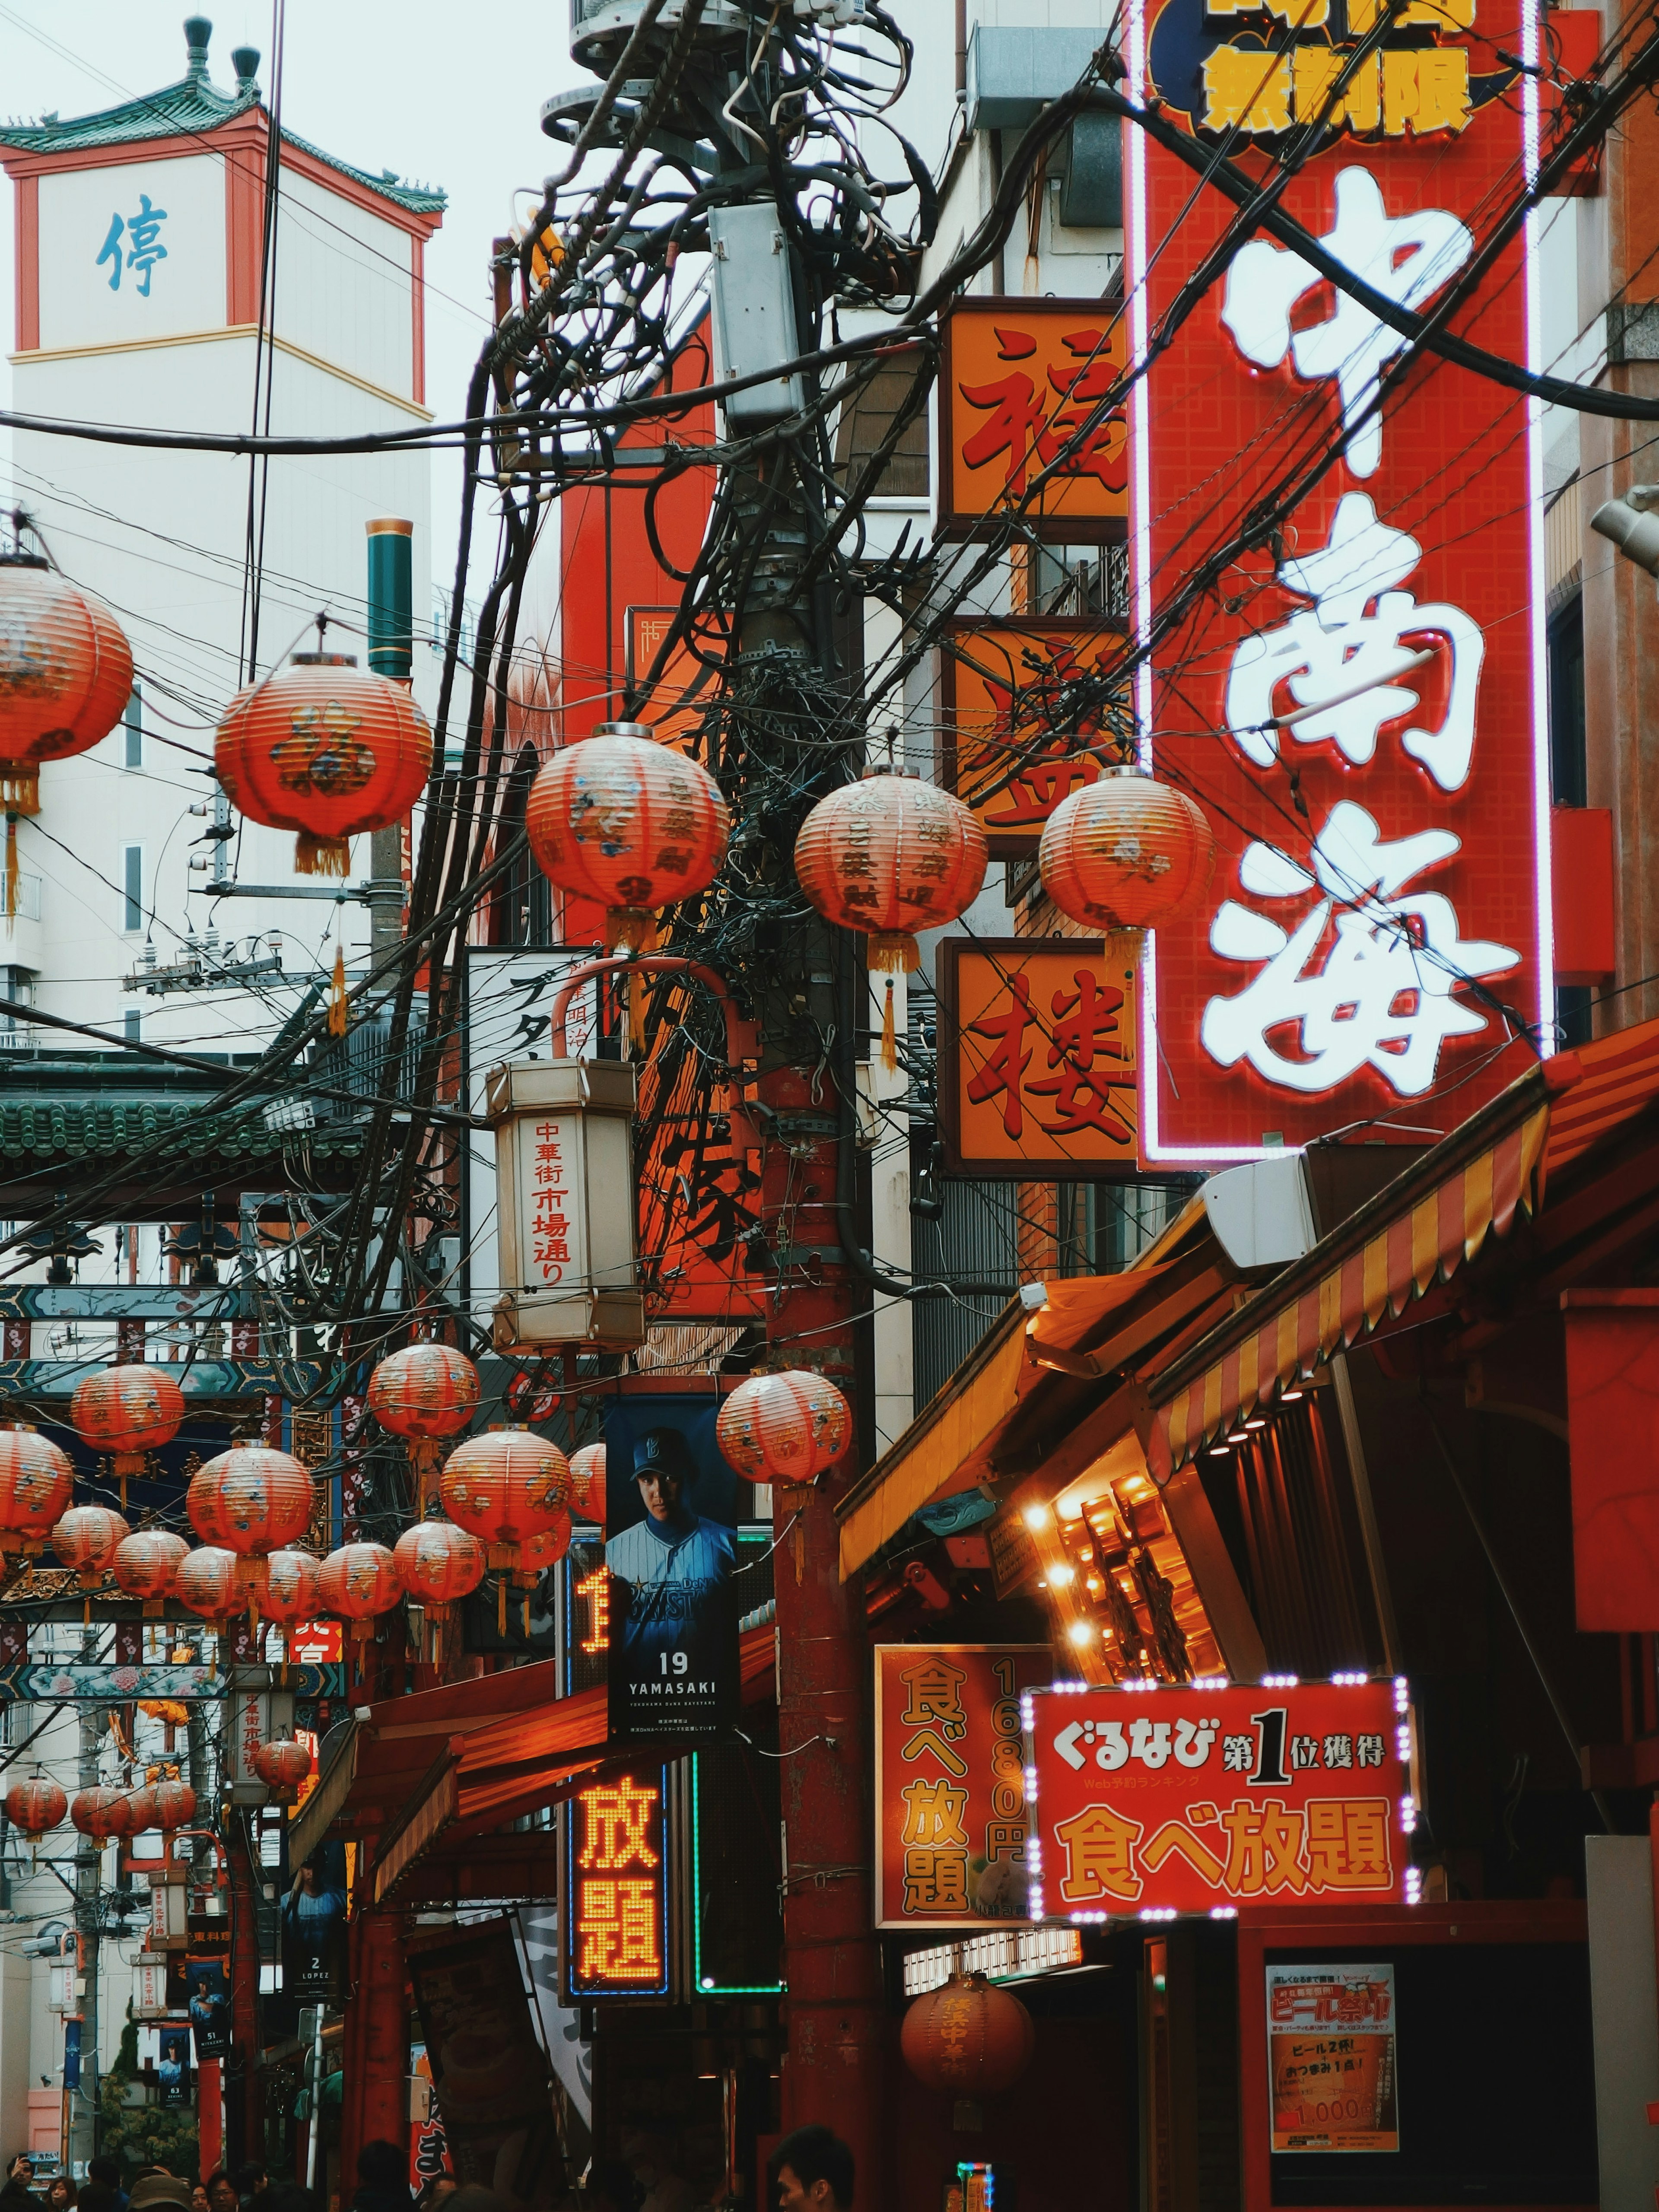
[86,2164,122,2199]
[584,2164,641,2212]
[204,2171,239,2212]
[769,2128,854,2212]
[232,2174,265,2206]
[43,2177,74,2211]
[78,2183,116,2212]
[128,2182,191,2212]
[354,2146,407,2200]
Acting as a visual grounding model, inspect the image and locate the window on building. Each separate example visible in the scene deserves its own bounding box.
[123,845,143,932]
[833,354,931,497]
[1547,594,1586,807]
[123,684,143,770]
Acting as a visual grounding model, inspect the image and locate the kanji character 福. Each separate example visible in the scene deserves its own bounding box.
[899,1777,970,1850]
[578,1778,661,1871]
[903,1849,971,1913]
[1202,801,1519,1098]
[1219,1798,1308,1896]
[899,1656,969,1737]
[1224,494,1483,793]
[1305,1798,1393,1889]
[957,327,1126,500]
[577,1877,661,1982]
[1221,167,1473,476]
[1054,1802,1144,1904]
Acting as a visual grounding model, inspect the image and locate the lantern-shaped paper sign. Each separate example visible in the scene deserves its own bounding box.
[369,1344,480,1501]
[440,1428,571,1581]
[391,1519,484,1619]
[567,1442,605,1526]
[150,1779,196,1834]
[5,1776,65,1842]
[175,1545,268,1625]
[188,1446,314,1555]
[487,1058,645,1350]
[125,1784,159,1838]
[900,1974,1035,2096]
[252,1739,313,1801]
[317,1542,401,1643]
[0,1429,73,1555]
[794,771,987,1068]
[260,1548,322,1627]
[717,1370,851,1488]
[1036,767,1215,932]
[516,1507,573,1577]
[70,1787,137,1843]
[113,1529,189,1616]
[525,721,730,954]
[70,1366,184,1504]
[53,1504,130,1588]
[215,652,433,877]
[0,556,134,815]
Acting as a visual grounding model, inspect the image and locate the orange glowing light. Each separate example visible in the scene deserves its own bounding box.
[576,1567,610,1654]
[571,1776,664,1991]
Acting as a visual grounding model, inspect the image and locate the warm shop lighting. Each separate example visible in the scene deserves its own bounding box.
[1022,1504,1052,1531]
[1048,1563,1075,1586]
[1244,1416,1266,1430]
[1279,1386,1304,1402]
[1227,1428,1249,1444]
[1067,1620,1096,1646]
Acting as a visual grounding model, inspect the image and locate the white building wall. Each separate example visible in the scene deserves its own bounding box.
[273,167,417,404]
[35,156,227,353]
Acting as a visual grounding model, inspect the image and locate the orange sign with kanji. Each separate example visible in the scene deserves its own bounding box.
[625,605,722,753]
[938,299,1128,539]
[941,620,1130,853]
[564,1768,670,1997]
[939,936,1141,1176]
[874,1645,1050,1929]
[1028,1681,1413,1918]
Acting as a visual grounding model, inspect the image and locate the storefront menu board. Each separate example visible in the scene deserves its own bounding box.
[1268,1961,1398,2152]
[1027,1678,1414,1916]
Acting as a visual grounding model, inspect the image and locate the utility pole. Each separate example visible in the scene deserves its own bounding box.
[73,1630,101,2174]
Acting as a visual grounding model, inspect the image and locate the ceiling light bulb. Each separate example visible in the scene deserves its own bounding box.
[1048,1562,1075,1586]
[1022,1504,1051,1531]
[1066,1620,1095,1646]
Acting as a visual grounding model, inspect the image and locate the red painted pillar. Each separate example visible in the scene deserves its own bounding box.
[340,1910,410,2187]
[197,2058,224,2179]
[762,1065,884,2199]
[226,1815,263,2167]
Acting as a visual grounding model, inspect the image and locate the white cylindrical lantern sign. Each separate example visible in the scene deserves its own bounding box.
[487,1058,645,1349]
[133,1958,168,2019]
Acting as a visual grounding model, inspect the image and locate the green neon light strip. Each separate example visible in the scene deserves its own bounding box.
[691,1749,784,1996]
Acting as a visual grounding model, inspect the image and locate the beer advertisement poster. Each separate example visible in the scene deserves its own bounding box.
[1267,1962,1398,2153]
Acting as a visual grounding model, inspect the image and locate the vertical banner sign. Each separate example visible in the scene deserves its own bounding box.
[1027,1680,1413,1915]
[939,622,1125,852]
[562,1770,671,1999]
[604,1394,738,1738]
[157,2023,190,2110]
[1128,0,1552,1157]
[1267,1961,1400,2152]
[409,2045,454,2190]
[875,1646,1052,1928]
[408,1918,562,2202]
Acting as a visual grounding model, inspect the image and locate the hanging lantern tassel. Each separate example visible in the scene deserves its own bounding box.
[880,977,898,1075]
[296,831,352,878]
[868,931,918,1076]
[4,815,16,938]
[328,940,349,1038]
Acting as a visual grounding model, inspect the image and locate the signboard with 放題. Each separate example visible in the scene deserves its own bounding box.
[562,1769,671,2000]
[940,622,1128,854]
[938,937,1141,1175]
[874,1645,1051,1929]
[1131,0,1564,1159]
[1267,1961,1399,2153]
[1027,1680,1413,1916]
[937,299,1128,539]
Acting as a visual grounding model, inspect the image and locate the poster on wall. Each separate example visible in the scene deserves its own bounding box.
[410,2043,454,2191]
[281,1838,348,1999]
[1267,1962,1399,2153]
[873,1646,1051,1929]
[186,1957,231,2060]
[604,1392,737,1739]
[157,2024,191,2110]
[409,1917,562,2205]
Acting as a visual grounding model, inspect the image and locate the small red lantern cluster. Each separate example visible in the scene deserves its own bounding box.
[70,1787,136,1843]
[175,1545,267,1626]
[317,1542,401,1643]
[392,1519,484,1619]
[716,1371,851,1488]
[215,652,433,877]
[261,1548,322,1626]
[113,1530,189,1615]
[0,1429,73,1558]
[188,1445,314,1555]
[440,1427,571,1585]
[70,1366,184,1504]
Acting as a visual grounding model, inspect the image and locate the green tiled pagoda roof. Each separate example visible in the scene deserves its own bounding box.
[0,54,444,218]
[0,1098,367,1163]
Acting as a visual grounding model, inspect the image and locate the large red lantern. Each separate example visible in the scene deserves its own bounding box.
[567,1443,605,1526]
[70,1787,137,1843]
[175,1545,267,1624]
[113,1529,189,1614]
[1036,767,1215,931]
[716,1371,851,1487]
[794,771,987,1067]
[215,652,432,877]
[252,1740,313,1801]
[261,1548,321,1626]
[53,1505,130,1587]
[900,1974,1035,2096]
[70,1366,184,1503]
[188,1446,313,1555]
[440,1428,571,1576]
[317,1542,401,1642]
[392,1519,484,1619]
[515,1508,572,1576]
[369,1344,480,1501]
[125,1785,159,1834]
[150,1779,197,1833]
[0,556,134,815]
[525,721,730,953]
[0,1429,73,1553]
[5,1777,65,1838]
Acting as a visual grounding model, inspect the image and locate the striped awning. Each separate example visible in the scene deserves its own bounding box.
[1149,1053,1583,1477]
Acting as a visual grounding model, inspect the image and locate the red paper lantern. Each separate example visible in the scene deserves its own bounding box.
[515,1507,572,1576]
[317,1542,401,1640]
[70,1366,184,1497]
[175,1545,268,1623]
[526,721,730,953]
[0,1429,73,1551]
[252,1739,313,1799]
[70,1787,137,1842]
[0,556,134,815]
[1037,766,1215,931]
[188,1446,313,1555]
[716,1371,851,1487]
[215,652,432,877]
[125,1785,159,1834]
[440,1428,571,1575]
[261,1548,322,1626]
[392,1520,484,1619]
[900,1974,1035,2096]
[53,1504,130,1587]
[151,1780,197,1832]
[4,1777,65,1837]
[369,1344,480,1439]
[567,1443,605,1525]
[113,1529,189,1613]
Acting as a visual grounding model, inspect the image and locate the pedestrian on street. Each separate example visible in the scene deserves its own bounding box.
[766,2130,853,2212]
